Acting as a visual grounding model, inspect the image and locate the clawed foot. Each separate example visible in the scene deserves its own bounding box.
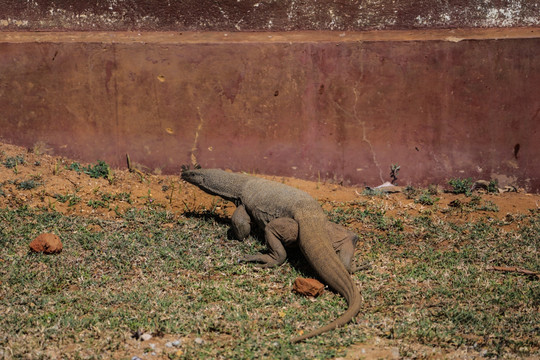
[238,254,282,268]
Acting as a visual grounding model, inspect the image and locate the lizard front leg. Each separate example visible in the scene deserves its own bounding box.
[240,217,298,267]
[231,204,251,240]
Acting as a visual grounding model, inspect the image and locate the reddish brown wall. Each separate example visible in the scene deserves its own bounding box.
[1,30,539,191]
[1,0,539,31]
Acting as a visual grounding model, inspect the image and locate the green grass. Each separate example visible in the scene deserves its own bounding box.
[0,203,538,359]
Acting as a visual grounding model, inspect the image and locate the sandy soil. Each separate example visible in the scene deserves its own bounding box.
[1,141,538,226]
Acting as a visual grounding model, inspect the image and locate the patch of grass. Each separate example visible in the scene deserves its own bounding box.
[0,204,538,359]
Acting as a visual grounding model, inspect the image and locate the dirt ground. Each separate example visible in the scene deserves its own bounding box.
[1,141,539,359]
[0,141,538,226]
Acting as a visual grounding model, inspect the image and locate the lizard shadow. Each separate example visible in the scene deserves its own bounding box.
[182,210,231,227]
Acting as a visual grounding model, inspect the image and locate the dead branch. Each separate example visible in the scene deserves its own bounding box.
[488,266,540,279]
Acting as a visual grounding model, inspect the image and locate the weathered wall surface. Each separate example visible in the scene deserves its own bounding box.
[0,0,539,31]
[1,31,539,191]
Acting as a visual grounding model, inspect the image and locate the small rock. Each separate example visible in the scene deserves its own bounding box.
[165,341,173,348]
[29,233,63,254]
[293,278,324,297]
[194,337,204,345]
[172,340,182,347]
[131,357,142,360]
[140,333,153,341]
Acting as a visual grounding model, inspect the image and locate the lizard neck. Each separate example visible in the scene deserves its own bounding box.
[181,169,249,202]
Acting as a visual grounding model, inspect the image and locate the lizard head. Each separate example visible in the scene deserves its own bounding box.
[181,168,244,202]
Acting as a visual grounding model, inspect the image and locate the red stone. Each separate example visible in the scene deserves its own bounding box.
[293,278,325,297]
[29,233,63,254]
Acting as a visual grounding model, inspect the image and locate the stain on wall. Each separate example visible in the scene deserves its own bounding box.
[0,0,539,31]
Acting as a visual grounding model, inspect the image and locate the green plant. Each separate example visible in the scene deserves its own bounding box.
[448,178,473,195]
[390,164,400,184]
[69,162,83,172]
[403,185,416,198]
[84,160,112,180]
[17,179,39,190]
[87,199,108,209]
[415,193,438,206]
[474,200,499,212]
[487,179,499,193]
[54,193,81,206]
[3,155,25,169]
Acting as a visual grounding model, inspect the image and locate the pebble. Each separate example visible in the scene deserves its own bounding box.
[140,333,153,341]
[131,357,142,360]
[165,342,173,348]
[195,337,204,345]
[172,339,182,347]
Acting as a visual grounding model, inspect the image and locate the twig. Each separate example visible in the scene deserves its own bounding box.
[488,266,540,279]
[126,153,146,180]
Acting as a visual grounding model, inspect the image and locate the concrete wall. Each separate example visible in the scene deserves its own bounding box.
[1,30,539,191]
[1,1,539,190]
[1,0,539,31]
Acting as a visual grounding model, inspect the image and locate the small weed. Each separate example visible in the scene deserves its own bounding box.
[84,160,112,180]
[488,179,500,193]
[448,178,473,195]
[427,184,439,195]
[17,179,40,190]
[474,200,499,212]
[468,195,482,207]
[69,162,83,172]
[415,193,438,206]
[87,199,108,209]
[3,155,25,169]
[115,192,133,204]
[390,164,400,185]
[54,193,81,206]
[403,185,419,199]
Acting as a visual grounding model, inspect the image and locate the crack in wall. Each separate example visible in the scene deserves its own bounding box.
[190,106,204,167]
[333,88,384,184]
[352,88,385,184]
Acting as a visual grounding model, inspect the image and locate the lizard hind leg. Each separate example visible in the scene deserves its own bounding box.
[239,217,298,267]
[327,222,359,274]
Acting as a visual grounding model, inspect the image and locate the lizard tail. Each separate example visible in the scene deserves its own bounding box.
[291,289,362,343]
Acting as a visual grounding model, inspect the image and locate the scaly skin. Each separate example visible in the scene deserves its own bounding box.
[181,169,362,342]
